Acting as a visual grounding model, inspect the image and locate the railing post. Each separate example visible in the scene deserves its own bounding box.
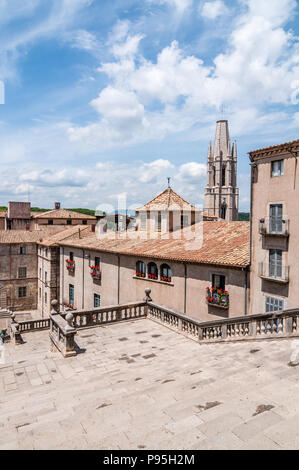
[64,313,77,357]
[249,320,257,337]
[10,313,21,345]
[198,327,204,341]
[144,289,152,316]
[285,315,294,334]
[221,324,228,339]
[51,299,60,316]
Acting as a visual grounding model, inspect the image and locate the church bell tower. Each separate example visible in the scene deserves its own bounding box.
[204,120,239,221]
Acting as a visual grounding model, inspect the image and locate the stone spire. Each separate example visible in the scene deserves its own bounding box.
[204,120,239,221]
[213,120,231,158]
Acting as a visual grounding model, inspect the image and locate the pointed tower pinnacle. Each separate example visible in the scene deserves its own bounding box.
[204,120,239,221]
[213,120,231,158]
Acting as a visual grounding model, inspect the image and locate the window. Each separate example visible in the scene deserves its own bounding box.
[181,215,188,229]
[269,249,282,278]
[136,261,146,278]
[18,267,27,279]
[266,296,284,313]
[212,274,226,291]
[67,220,72,226]
[160,264,172,283]
[39,268,42,279]
[39,288,41,298]
[140,213,147,231]
[156,212,162,232]
[270,204,283,233]
[45,292,47,304]
[45,272,48,283]
[45,249,48,257]
[69,252,74,261]
[148,262,158,280]
[94,294,101,308]
[69,284,74,306]
[20,246,26,255]
[222,166,226,186]
[220,204,227,220]
[82,220,87,225]
[271,160,284,177]
[48,220,53,226]
[95,257,100,268]
[18,287,27,298]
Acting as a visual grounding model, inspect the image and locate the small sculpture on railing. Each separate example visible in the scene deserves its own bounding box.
[51,299,60,316]
[144,288,152,303]
[65,313,75,331]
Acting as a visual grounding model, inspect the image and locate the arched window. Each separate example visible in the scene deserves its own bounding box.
[222,166,226,187]
[160,264,172,283]
[136,261,146,278]
[148,262,158,280]
[221,203,227,220]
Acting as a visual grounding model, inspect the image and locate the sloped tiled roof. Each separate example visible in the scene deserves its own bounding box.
[33,209,96,220]
[136,187,197,211]
[39,225,93,247]
[0,227,66,244]
[249,139,299,160]
[59,221,250,268]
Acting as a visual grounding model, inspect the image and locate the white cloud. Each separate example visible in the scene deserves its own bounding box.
[200,1,229,20]
[0,0,95,80]
[70,30,98,51]
[140,159,174,183]
[148,0,193,15]
[176,162,207,182]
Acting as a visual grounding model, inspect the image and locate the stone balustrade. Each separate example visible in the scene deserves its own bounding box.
[61,301,147,330]
[147,302,299,343]
[49,312,77,358]
[18,319,50,333]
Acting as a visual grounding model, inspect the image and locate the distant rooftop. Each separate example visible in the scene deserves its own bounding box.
[33,209,96,220]
[136,187,197,212]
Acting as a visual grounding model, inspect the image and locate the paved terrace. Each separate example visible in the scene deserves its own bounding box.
[0,319,298,450]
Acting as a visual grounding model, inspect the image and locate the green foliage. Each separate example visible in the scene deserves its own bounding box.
[65,208,96,216]
[238,212,250,221]
[31,207,50,212]
[0,206,7,212]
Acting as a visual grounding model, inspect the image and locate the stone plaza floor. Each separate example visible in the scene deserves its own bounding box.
[0,319,298,450]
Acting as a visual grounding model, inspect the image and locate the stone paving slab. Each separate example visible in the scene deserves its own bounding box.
[0,319,298,450]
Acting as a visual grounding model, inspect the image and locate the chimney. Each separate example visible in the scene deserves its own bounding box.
[55,202,61,210]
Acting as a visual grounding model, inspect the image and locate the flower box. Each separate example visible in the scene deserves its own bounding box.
[136,271,146,278]
[206,287,229,308]
[148,273,158,280]
[90,266,101,279]
[66,259,75,271]
[161,276,172,283]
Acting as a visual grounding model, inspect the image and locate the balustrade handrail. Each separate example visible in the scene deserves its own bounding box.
[18,318,50,332]
[148,301,299,326]
[147,302,299,342]
[61,301,147,318]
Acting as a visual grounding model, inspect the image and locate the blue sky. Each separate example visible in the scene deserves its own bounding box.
[0,0,298,212]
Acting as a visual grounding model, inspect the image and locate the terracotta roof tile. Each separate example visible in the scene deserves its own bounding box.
[0,227,66,244]
[59,221,250,268]
[249,139,299,159]
[39,225,92,246]
[33,209,96,220]
[136,187,197,211]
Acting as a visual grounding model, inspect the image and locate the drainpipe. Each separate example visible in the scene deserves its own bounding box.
[82,249,85,309]
[61,247,64,308]
[118,255,121,305]
[244,267,248,316]
[184,263,187,314]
